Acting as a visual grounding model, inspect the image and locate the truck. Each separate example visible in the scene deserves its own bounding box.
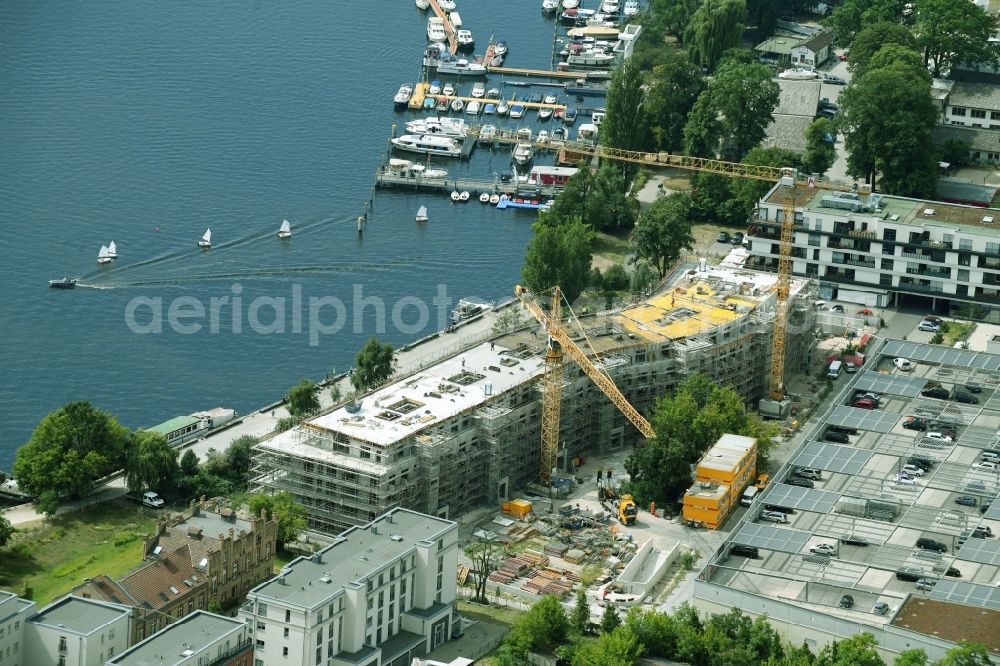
[618,494,638,526]
[127,491,165,508]
[740,486,760,507]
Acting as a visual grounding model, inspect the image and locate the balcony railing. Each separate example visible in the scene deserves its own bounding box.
[901,251,935,261]
[905,268,951,278]
[836,258,876,268]
[848,230,877,239]
[899,281,945,294]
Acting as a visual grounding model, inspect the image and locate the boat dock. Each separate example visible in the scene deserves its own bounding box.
[428,0,458,54]
[487,66,593,79]
[408,82,430,110]
[425,94,569,111]
[375,169,562,197]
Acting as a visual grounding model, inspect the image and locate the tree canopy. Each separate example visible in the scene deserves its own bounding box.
[838,56,939,196]
[730,146,799,219]
[247,492,306,546]
[827,0,908,46]
[685,0,747,70]
[353,337,395,392]
[13,401,130,498]
[916,0,1000,77]
[644,52,706,152]
[629,192,695,278]
[602,57,648,158]
[124,430,179,495]
[521,216,595,304]
[287,379,320,417]
[0,514,13,548]
[848,22,917,77]
[802,118,837,176]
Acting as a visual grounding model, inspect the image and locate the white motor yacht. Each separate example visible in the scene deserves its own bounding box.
[394,83,413,109]
[439,0,456,9]
[443,82,456,96]
[456,29,475,51]
[428,80,442,95]
[479,124,497,144]
[778,67,819,80]
[601,0,620,13]
[465,100,481,115]
[496,99,510,116]
[415,0,430,9]
[562,0,580,7]
[437,58,488,76]
[567,50,615,67]
[543,0,560,12]
[391,134,463,158]
[471,82,486,98]
[512,143,534,166]
[427,17,447,42]
[405,116,469,137]
[623,0,639,15]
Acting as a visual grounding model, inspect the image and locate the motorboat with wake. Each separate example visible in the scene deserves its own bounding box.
[49,277,78,289]
[452,299,493,322]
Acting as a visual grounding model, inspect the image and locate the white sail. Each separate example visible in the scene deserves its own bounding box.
[108,241,117,256]
[279,220,291,234]
[416,206,429,222]
[98,245,110,258]
[202,228,212,243]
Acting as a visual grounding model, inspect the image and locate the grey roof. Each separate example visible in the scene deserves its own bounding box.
[0,592,35,625]
[28,596,130,635]
[826,405,902,433]
[957,537,1000,567]
[947,81,1000,111]
[755,34,807,56]
[108,611,245,665]
[853,372,927,398]
[762,114,813,154]
[933,124,1000,154]
[181,511,251,538]
[762,484,840,514]
[936,179,998,205]
[249,508,455,609]
[733,523,812,554]
[931,579,1000,611]
[882,340,1000,371]
[802,30,834,52]
[985,502,1000,520]
[794,441,873,475]
[404,601,450,619]
[776,80,821,116]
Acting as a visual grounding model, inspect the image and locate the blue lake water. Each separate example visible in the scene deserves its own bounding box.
[0,0,576,468]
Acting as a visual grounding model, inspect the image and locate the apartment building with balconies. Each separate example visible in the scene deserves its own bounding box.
[748,185,1000,320]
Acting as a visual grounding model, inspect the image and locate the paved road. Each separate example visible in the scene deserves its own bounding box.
[3,306,516,526]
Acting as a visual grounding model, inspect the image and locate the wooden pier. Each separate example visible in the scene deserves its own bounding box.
[408,82,430,110]
[487,66,593,79]
[375,169,561,197]
[428,0,458,54]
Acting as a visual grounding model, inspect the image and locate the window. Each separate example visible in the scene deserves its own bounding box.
[283,627,289,638]
[883,228,896,242]
[988,242,1000,255]
[972,109,986,119]
[958,269,970,282]
[256,640,265,649]
[880,274,893,286]
[258,602,268,617]
[58,657,66,666]
[257,622,266,631]
[58,637,67,652]
[256,660,265,666]
[109,628,115,640]
[317,632,323,646]
[317,647,323,664]
[881,258,894,270]
[285,610,291,622]
[283,647,289,657]
[953,107,967,116]
[960,239,973,251]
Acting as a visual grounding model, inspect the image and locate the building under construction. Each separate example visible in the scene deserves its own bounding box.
[250,263,816,534]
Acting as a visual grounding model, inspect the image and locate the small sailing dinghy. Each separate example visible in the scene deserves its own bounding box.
[107,241,118,259]
[479,192,490,203]
[278,219,292,239]
[459,191,470,202]
[450,191,461,202]
[198,228,212,248]
[415,206,429,222]
[97,245,112,264]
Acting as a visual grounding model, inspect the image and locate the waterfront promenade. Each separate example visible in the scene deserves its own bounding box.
[2,306,512,526]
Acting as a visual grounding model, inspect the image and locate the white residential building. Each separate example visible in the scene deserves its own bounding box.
[106,610,252,666]
[0,590,36,666]
[748,184,1000,319]
[239,508,458,666]
[25,596,132,666]
[941,82,1000,129]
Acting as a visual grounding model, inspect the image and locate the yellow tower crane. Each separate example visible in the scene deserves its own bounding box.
[515,285,655,484]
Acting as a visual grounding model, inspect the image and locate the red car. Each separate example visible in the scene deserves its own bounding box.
[838,52,849,62]
[853,398,875,410]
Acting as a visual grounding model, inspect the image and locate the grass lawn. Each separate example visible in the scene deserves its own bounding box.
[592,231,631,270]
[457,600,522,626]
[0,501,157,604]
[940,321,975,347]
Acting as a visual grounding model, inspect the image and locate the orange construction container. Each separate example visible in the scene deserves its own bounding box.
[504,499,532,517]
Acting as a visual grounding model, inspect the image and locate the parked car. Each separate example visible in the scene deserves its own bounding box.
[785,478,815,489]
[955,496,978,507]
[974,461,998,470]
[925,431,954,442]
[845,360,858,373]
[810,543,836,556]
[841,535,869,546]
[972,525,993,538]
[928,419,957,431]
[893,357,914,371]
[872,601,889,615]
[853,398,876,410]
[853,391,880,406]
[918,320,942,333]
[731,232,744,245]
[965,382,982,394]
[896,569,922,582]
[901,465,925,476]
[954,391,979,404]
[730,544,759,558]
[903,416,928,431]
[829,425,859,435]
[759,510,788,523]
[764,504,794,514]
[717,231,731,243]
[795,467,823,480]
[916,579,936,591]
[838,52,849,61]
[944,567,962,578]
[916,537,948,552]
[908,457,934,470]
[830,304,845,313]
[824,430,850,443]
[924,315,944,325]
[839,594,854,609]
[822,73,846,85]
[922,387,950,400]
[893,474,917,485]
[982,501,992,514]
[981,452,1000,463]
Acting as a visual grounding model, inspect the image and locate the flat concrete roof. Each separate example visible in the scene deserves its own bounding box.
[108,611,246,665]
[29,596,130,635]
[249,508,455,609]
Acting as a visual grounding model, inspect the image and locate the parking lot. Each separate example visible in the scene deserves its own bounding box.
[705,338,1000,622]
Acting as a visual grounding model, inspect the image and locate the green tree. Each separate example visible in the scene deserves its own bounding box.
[816,633,885,666]
[36,490,59,520]
[603,57,648,159]
[0,514,13,548]
[600,605,623,634]
[13,401,130,498]
[802,118,837,176]
[571,587,590,635]
[287,379,320,417]
[573,625,643,666]
[502,595,570,659]
[222,435,258,486]
[649,0,700,44]
[894,649,928,666]
[689,173,746,226]
[866,44,932,84]
[624,608,678,658]
[730,146,799,220]
[848,22,917,77]
[940,139,971,169]
[916,0,1000,77]
[629,261,657,296]
[352,337,395,392]
[247,492,306,547]
[464,535,504,603]
[838,60,939,196]
[707,61,780,160]
[630,193,695,278]
[125,430,179,495]
[644,52,706,152]
[685,0,747,70]
[179,449,199,477]
[828,0,908,46]
[935,641,993,666]
[522,217,595,303]
[591,163,638,231]
[682,93,723,157]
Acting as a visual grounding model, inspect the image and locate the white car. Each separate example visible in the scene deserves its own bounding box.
[973,461,998,470]
[918,320,941,333]
[901,465,925,476]
[893,474,918,485]
[893,357,913,371]
[810,543,836,556]
[925,432,954,442]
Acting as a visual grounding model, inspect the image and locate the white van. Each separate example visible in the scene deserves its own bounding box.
[741,486,760,507]
[827,360,843,379]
